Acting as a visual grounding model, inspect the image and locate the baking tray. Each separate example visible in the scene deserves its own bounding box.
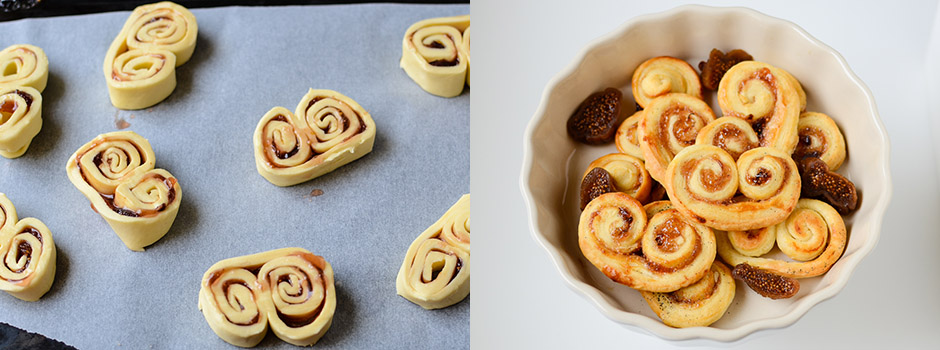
[0,3,469,348]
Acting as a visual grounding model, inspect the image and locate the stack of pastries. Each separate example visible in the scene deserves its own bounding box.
[569,50,857,328]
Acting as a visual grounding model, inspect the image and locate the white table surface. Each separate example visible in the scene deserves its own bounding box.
[471,0,940,348]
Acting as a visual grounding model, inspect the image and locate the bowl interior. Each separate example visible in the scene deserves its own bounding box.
[523,5,890,341]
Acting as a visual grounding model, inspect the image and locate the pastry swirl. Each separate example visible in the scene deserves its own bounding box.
[397,194,470,309]
[694,116,758,160]
[103,1,197,109]
[578,193,716,293]
[615,111,645,160]
[638,93,716,182]
[400,15,470,97]
[199,248,336,347]
[717,199,846,278]
[717,61,803,154]
[65,131,182,251]
[632,57,702,109]
[0,44,48,92]
[726,227,775,257]
[253,89,376,187]
[794,111,846,170]
[0,194,56,302]
[0,87,42,158]
[583,153,651,203]
[664,145,800,231]
[641,260,735,328]
[461,26,471,86]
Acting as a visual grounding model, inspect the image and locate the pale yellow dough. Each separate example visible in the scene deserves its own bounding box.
[103,1,197,109]
[0,193,56,302]
[397,194,470,309]
[198,247,336,347]
[65,131,182,251]
[400,15,470,97]
[253,89,376,187]
[0,44,48,159]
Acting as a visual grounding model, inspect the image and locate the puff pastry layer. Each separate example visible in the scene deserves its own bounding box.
[400,15,470,97]
[641,260,734,328]
[65,131,182,251]
[253,89,376,187]
[0,44,48,158]
[0,194,56,301]
[397,194,470,309]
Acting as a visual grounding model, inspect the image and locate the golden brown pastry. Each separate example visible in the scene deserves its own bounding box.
[400,15,470,97]
[578,193,715,292]
[65,131,182,251]
[199,247,336,347]
[694,116,759,160]
[632,57,702,109]
[717,61,804,154]
[615,111,645,160]
[0,193,56,302]
[642,261,735,328]
[583,153,651,203]
[716,199,846,278]
[0,44,48,159]
[638,93,716,182]
[397,194,470,309]
[793,111,846,170]
[664,145,801,231]
[726,227,775,257]
[253,89,376,187]
[103,1,198,109]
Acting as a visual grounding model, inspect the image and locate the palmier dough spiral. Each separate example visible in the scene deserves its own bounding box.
[641,260,735,328]
[397,194,470,309]
[103,1,197,109]
[726,227,776,257]
[793,111,846,170]
[694,116,759,160]
[664,145,800,231]
[0,44,48,92]
[253,89,376,187]
[717,199,847,278]
[199,248,336,347]
[65,131,182,251]
[638,93,716,182]
[717,61,804,154]
[583,153,652,203]
[632,57,702,109]
[400,15,470,97]
[579,193,716,293]
[615,111,645,160]
[0,87,42,158]
[0,194,56,302]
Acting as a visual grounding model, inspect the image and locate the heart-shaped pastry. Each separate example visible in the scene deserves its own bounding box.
[253,89,376,187]
[400,15,470,97]
[65,131,182,251]
[103,1,197,110]
[0,44,48,158]
[397,194,470,310]
[0,193,56,302]
[198,247,336,347]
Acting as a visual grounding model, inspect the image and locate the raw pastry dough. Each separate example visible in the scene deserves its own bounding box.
[397,194,470,309]
[716,199,846,278]
[65,131,182,251]
[400,15,470,97]
[0,193,56,301]
[583,153,651,203]
[461,26,470,86]
[638,93,715,182]
[578,193,716,293]
[793,111,846,170]
[641,261,735,328]
[614,111,645,160]
[0,44,48,158]
[253,89,376,187]
[664,145,801,231]
[199,247,336,347]
[717,61,803,154]
[631,56,702,109]
[103,1,197,109]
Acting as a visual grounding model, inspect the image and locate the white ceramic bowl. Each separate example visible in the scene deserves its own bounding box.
[520,5,892,342]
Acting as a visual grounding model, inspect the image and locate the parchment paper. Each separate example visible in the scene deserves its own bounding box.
[0,3,469,349]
